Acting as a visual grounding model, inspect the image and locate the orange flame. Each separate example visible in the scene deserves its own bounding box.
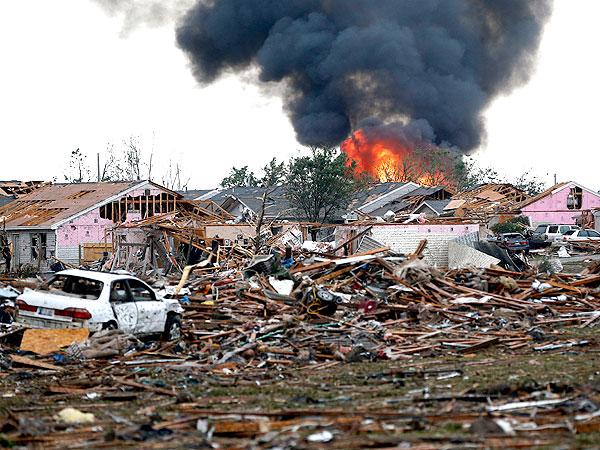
[341,129,450,187]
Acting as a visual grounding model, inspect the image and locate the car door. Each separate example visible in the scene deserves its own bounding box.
[126,279,166,334]
[109,279,139,333]
[547,225,559,240]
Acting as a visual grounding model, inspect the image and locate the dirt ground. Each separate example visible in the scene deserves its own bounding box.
[1,325,599,449]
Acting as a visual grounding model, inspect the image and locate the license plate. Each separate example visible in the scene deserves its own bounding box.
[37,307,54,317]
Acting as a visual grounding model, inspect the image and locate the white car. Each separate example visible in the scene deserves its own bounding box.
[559,229,600,242]
[15,270,184,340]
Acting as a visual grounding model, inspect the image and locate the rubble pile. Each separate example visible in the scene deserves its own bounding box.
[175,249,600,366]
[1,248,600,448]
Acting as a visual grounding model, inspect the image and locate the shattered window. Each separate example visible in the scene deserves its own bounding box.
[110,280,130,302]
[47,275,104,300]
[567,187,583,210]
[127,279,156,302]
[31,235,38,260]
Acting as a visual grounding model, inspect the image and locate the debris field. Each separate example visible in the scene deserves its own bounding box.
[1,246,600,448]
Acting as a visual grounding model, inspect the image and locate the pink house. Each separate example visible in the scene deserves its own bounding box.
[0,181,180,272]
[518,181,600,226]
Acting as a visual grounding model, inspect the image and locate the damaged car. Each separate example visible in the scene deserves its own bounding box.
[15,270,183,340]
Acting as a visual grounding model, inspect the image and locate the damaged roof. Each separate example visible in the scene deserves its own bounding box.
[448,183,530,219]
[0,180,47,197]
[214,186,300,219]
[413,199,452,216]
[0,181,169,229]
[178,189,215,200]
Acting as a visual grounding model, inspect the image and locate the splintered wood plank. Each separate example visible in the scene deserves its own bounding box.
[10,354,64,371]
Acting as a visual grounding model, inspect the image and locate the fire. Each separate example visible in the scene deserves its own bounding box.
[341,129,451,187]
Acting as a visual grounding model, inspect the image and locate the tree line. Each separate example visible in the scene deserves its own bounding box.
[220,145,547,222]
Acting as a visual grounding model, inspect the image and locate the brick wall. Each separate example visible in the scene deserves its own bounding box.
[337,223,480,267]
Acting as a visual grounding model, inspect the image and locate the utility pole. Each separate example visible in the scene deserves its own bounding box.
[97,153,101,182]
[554,173,557,185]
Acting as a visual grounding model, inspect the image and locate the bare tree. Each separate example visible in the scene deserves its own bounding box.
[123,136,144,181]
[100,143,123,181]
[161,160,190,191]
[64,148,91,183]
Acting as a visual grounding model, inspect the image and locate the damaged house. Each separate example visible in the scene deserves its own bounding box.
[197,186,300,222]
[343,182,452,222]
[0,181,180,271]
[517,181,600,226]
[441,183,530,225]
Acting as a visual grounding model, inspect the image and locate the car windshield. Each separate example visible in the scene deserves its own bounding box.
[563,230,576,236]
[534,225,546,234]
[46,275,104,300]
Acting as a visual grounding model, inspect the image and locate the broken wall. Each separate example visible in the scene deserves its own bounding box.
[9,230,56,271]
[336,223,481,267]
[521,185,600,225]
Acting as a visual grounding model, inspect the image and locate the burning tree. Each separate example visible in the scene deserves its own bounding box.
[341,129,461,189]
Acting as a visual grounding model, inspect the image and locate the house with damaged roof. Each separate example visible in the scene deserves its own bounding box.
[0,181,180,271]
[343,182,452,221]
[516,181,600,226]
[192,186,302,222]
[188,183,453,223]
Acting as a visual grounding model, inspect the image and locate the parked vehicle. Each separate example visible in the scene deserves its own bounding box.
[15,270,183,340]
[559,229,600,242]
[496,233,530,252]
[532,224,579,242]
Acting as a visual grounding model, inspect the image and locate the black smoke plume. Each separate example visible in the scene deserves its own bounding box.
[176,0,553,150]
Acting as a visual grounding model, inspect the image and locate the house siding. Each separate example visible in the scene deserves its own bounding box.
[521,185,600,225]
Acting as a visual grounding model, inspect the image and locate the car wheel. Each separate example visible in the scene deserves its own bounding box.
[163,315,182,341]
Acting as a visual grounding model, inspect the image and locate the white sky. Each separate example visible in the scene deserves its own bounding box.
[0,1,598,190]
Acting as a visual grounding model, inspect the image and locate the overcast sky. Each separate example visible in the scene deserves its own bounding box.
[0,1,598,190]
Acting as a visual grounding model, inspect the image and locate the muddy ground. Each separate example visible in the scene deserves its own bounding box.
[0,326,599,449]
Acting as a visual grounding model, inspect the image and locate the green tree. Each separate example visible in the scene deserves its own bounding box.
[220,166,259,188]
[513,170,546,196]
[285,146,363,223]
[260,157,287,187]
[453,157,501,191]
